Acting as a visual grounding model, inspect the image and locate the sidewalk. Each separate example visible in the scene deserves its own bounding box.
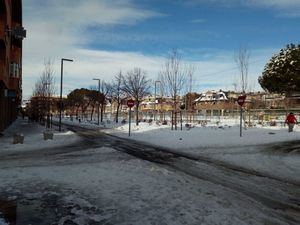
[0,118,81,154]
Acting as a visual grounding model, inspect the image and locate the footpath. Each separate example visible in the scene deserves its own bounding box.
[0,118,81,154]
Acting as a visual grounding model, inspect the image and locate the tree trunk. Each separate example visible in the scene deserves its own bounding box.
[100,104,104,122]
[90,105,95,121]
[116,102,120,123]
[136,102,139,126]
[174,97,177,130]
[76,106,79,118]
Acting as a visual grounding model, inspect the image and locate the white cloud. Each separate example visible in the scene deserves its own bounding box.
[24,0,163,27]
[190,48,277,92]
[184,0,300,16]
[22,0,164,98]
[247,0,300,8]
[190,19,206,23]
[21,0,277,99]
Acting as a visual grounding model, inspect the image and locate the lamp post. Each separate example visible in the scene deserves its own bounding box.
[59,58,73,131]
[154,81,161,121]
[93,78,101,125]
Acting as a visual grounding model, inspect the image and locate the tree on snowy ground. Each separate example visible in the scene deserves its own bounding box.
[112,71,126,123]
[67,89,85,118]
[86,89,104,121]
[234,46,250,94]
[159,49,193,130]
[67,88,92,119]
[122,68,151,126]
[258,44,300,111]
[99,81,113,122]
[183,92,200,122]
[234,46,251,127]
[31,59,56,126]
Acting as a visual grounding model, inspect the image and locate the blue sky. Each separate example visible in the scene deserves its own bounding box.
[84,0,298,54]
[22,0,300,98]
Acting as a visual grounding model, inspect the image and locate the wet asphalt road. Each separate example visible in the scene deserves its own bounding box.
[0,124,300,224]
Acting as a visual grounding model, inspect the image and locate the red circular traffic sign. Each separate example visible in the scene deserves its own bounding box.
[237,95,246,106]
[127,99,135,108]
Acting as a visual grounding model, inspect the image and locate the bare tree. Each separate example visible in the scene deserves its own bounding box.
[234,46,250,93]
[100,81,112,122]
[112,71,126,123]
[122,68,151,126]
[235,47,251,127]
[159,49,192,130]
[32,59,56,127]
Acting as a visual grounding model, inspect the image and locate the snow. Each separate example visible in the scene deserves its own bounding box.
[103,119,300,184]
[50,116,300,184]
[0,216,8,225]
[0,118,82,153]
[0,147,287,224]
[0,117,298,224]
[106,121,300,149]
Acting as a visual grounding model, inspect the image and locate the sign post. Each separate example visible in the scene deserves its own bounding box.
[127,99,135,136]
[237,95,246,137]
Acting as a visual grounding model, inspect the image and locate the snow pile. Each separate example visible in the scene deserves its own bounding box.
[58,195,111,225]
[105,121,300,149]
[0,214,8,225]
[0,118,81,153]
[0,220,8,225]
[105,120,300,184]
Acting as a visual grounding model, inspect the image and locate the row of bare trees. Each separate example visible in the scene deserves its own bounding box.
[65,68,150,126]
[28,50,196,129]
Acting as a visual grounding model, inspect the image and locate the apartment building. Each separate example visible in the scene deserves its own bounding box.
[0,0,25,132]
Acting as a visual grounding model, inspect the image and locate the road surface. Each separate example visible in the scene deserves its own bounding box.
[0,124,299,225]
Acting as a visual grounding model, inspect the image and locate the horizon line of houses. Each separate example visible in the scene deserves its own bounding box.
[23,90,300,120]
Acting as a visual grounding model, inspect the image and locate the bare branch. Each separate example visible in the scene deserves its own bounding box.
[234,46,250,93]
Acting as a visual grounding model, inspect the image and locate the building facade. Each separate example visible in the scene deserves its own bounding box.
[0,0,25,132]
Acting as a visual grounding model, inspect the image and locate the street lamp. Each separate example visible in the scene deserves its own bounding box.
[93,78,101,125]
[59,58,73,131]
[154,81,161,121]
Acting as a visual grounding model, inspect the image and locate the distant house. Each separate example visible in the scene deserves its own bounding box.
[193,90,236,117]
[194,90,228,102]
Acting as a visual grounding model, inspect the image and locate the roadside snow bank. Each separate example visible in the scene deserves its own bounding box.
[105,122,300,149]
[0,118,81,153]
[105,121,300,184]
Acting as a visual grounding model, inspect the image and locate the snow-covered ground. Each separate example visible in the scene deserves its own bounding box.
[57,117,300,184]
[106,120,300,148]
[0,118,81,153]
[0,146,291,225]
[0,117,299,224]
[105,120,300,184]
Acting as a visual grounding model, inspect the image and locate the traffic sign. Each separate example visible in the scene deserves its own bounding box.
[237,95,246,106]
[127,99,135,108]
